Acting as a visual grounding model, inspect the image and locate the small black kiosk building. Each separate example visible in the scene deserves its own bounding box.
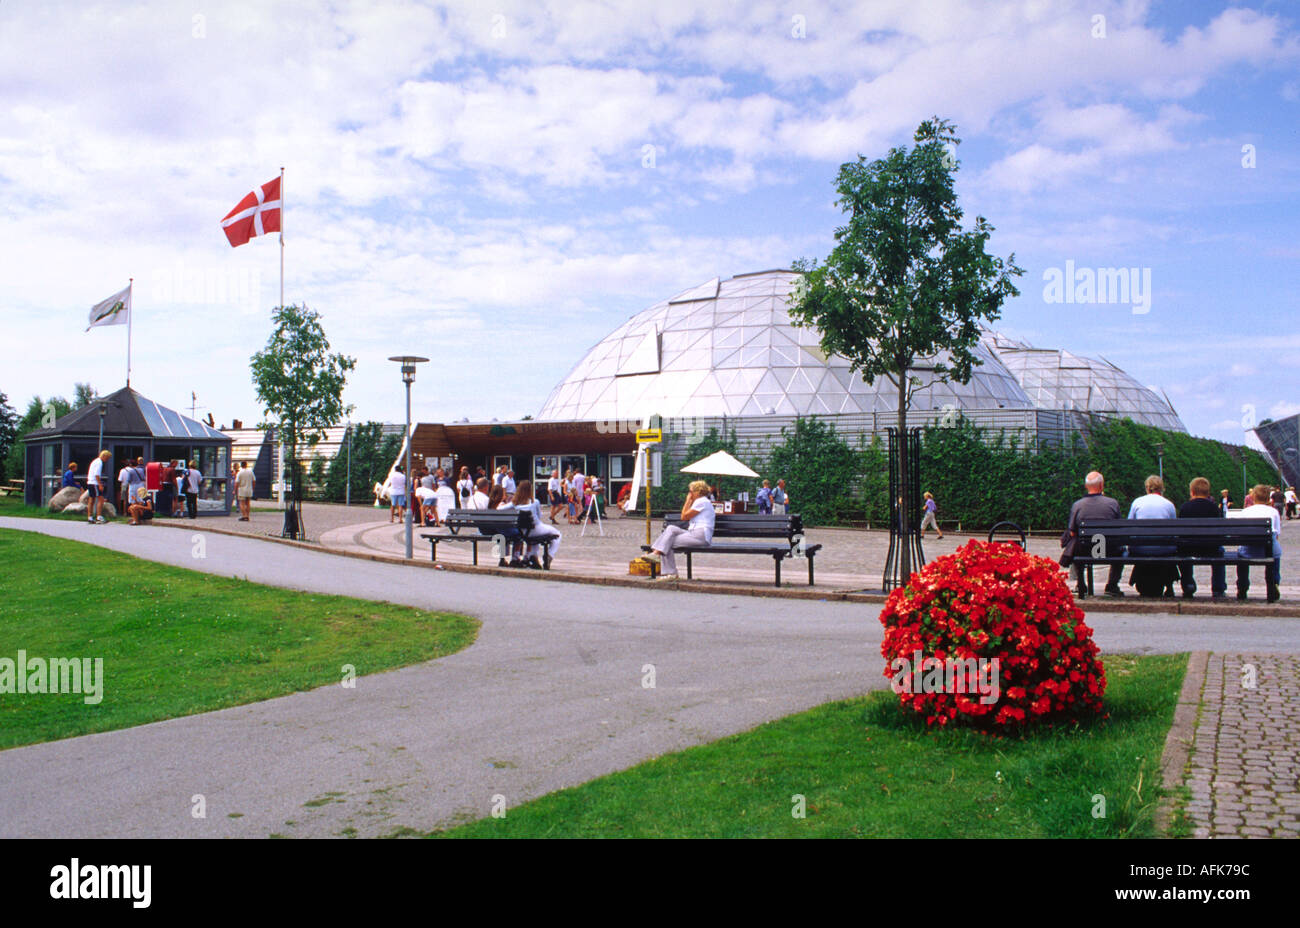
[21,386,233,515]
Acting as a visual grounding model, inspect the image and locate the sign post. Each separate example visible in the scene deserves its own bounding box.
[635,429,662,546]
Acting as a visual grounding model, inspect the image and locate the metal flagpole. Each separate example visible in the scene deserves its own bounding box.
[126,278,133,387]
[279,167,285,309]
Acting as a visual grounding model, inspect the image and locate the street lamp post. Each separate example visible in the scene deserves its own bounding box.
[1154,442,1165,481]
[389,356,428,560]
[345,419,352,507]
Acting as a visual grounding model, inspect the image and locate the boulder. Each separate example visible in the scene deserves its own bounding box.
[48,486,82,512]
[68,501,116,518]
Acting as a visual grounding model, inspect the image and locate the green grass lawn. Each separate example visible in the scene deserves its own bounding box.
[0,528,478,749]
[440,653,1184,838]
[0,494,86,520]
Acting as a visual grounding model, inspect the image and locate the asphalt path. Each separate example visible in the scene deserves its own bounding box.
[1,517,1297,838]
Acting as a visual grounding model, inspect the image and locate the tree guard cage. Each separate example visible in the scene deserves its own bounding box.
[883,427,925,591]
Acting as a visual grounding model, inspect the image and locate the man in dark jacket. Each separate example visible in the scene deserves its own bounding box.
[1064,470,1125,597]
[1178,476,1227,600]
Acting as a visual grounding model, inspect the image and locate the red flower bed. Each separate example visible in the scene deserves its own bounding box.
[879,540,1106,728]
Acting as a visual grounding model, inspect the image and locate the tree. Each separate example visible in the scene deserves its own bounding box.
[0,392,17,482]
[789,116,1023,579]
[321,422,399,503]
[764,416,860,525]
[250,305,355,537]
[658,426,744,511]
[73,383,95,409]
[3,394,72,483]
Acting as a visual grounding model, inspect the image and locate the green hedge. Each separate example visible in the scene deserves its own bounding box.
[662,414,1276,530]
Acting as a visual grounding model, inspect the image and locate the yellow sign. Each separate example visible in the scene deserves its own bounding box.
[635,429,662,443]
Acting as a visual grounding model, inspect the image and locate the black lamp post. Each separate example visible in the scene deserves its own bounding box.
[1154,442,1165,481]
[389,356,428,560]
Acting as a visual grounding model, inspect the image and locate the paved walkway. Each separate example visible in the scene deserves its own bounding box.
[1181,654,1300,838]
[2,517,1299,838]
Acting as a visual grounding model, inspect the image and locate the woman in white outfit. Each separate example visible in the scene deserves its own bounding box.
[514,480,560,568]
[644,480,715,581]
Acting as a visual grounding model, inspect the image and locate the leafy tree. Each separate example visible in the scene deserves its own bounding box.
[0,391,17,482]
[250,305,355,537]
[3,394,72,482]
[789,116,1023,577]
[73,383,95,409]
[321,422,399,503]
[656,426,745,512]
[765,416,860,525]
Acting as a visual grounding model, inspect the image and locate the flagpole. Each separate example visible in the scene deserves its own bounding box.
[279,166,285,309]
[126,278,133,388]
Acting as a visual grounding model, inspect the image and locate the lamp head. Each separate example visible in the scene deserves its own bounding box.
[388,355,428,385]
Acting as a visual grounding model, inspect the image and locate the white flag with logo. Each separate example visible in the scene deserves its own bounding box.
[86,284,131,331]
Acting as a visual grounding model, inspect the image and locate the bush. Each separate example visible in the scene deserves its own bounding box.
[879,540,1107,729]
[764,416,860,525]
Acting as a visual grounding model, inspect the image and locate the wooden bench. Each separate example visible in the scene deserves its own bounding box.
[1073,517,1276,599]
[640,513,822,587]
[421,508,557,568]
[0,481,22,497]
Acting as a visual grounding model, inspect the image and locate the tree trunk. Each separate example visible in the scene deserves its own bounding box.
[897,373,910,581]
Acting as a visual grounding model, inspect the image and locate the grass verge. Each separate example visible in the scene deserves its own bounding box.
[439,653,1184,838]
[0,528,478,749]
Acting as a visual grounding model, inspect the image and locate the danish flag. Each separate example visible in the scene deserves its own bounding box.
[221,176,281,247]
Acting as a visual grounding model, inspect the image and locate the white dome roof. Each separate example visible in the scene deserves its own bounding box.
[538,270,1035,421]
[982,330,1187,432]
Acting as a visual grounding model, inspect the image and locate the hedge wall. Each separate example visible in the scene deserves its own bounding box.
[660,414,1277,530]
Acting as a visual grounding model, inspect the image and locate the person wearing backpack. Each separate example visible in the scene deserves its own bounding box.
[920,491,944,539]
[455,466,474,510]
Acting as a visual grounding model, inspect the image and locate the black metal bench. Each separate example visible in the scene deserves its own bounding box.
[640,512,822,587]
[1073,518,1275,599]
[421,508,556,568]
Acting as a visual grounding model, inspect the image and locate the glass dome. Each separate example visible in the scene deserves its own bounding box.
[538,270,1035,421]
[982,330,1187,432]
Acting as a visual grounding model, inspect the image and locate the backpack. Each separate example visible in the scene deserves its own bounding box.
[516,506,536,536]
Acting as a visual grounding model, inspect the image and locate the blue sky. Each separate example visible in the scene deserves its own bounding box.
[1,0,1297,445]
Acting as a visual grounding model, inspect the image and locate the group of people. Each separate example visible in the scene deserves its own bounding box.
[1064,471,1284,602]
[378,464,564,567]
[754,479,789,515]
[68,452,205,524]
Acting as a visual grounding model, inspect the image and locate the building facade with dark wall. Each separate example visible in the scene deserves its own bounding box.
[21,386,232,514]
[407,420,642,502]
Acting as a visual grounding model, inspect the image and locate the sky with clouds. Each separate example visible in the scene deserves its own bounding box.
[2,0,1297,447]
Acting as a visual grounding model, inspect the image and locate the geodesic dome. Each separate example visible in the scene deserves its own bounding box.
[982,331,1186,432]
[537,270,1035,421]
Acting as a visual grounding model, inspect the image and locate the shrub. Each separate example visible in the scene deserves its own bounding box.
[764,416,860,525]
[879,540,1107,729]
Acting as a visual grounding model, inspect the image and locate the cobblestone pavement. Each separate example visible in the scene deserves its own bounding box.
[1183,654,1300,838]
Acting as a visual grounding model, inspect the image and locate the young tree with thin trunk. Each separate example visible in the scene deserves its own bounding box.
[250,304,355,538]
[789,116,1023,581]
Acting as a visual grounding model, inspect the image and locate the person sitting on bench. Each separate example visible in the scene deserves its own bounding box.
[1178,476,1227,600]
[643,480,715,581]
[1127,474,1178,598]
[1063,470,1124,597]
[1235,484,1282,602]
[514,480,560,569]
